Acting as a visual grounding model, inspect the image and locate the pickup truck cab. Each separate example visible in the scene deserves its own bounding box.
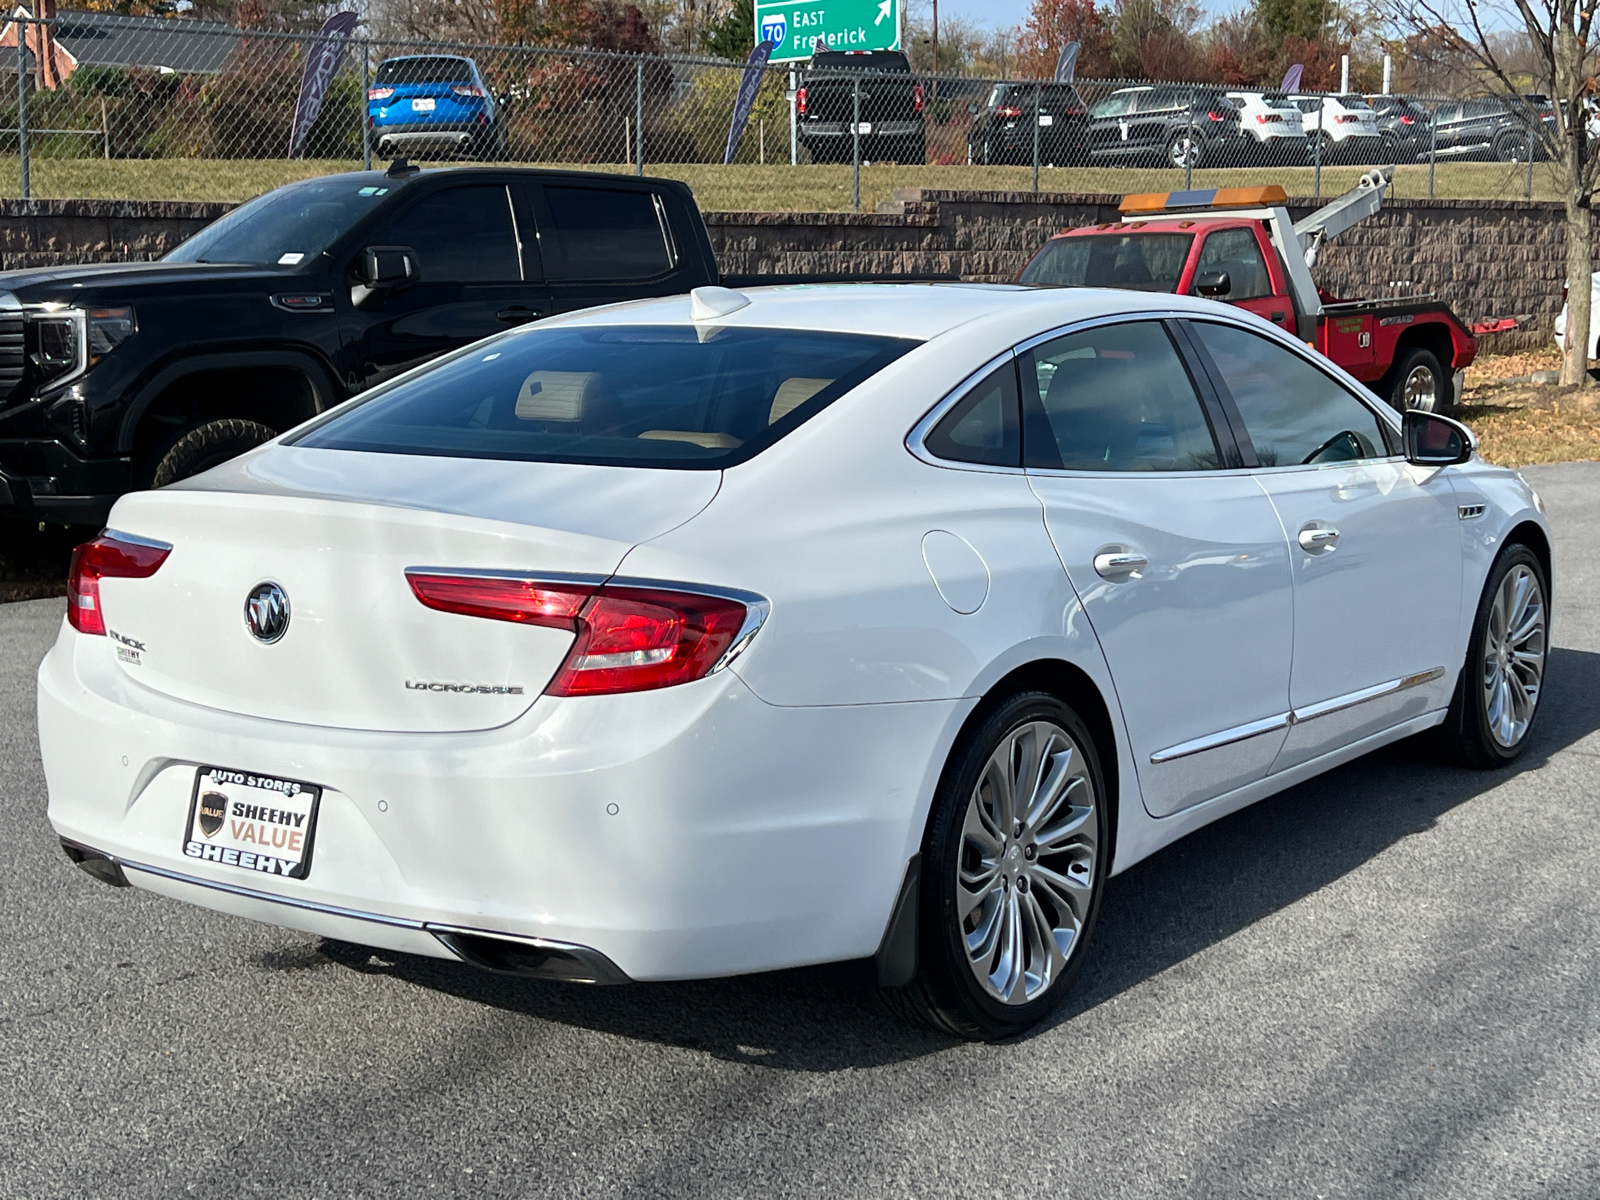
[0,164,723,525]
[1018,180,1478,413]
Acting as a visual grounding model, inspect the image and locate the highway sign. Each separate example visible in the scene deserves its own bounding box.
[755,0,901,64]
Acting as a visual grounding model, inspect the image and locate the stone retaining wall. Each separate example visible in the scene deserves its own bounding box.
[0,190,1572,352]
[708,190,1573,353]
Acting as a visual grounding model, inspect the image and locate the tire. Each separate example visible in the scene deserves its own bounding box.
[1166,130,1200,168]
[148,419,277,489]
[1386,346,1449,413]
[880,691,1108,1041]
[1436,542,1549,768]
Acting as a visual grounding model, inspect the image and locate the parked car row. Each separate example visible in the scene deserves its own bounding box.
[966,84,1560,169]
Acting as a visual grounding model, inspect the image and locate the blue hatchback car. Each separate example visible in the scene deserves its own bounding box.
[368,55,505,159]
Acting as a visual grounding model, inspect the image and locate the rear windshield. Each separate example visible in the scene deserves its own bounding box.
[1020,234,1194,293]
[812,51,909,71]
[375,56,475,85]
[165,175,400,266]
[290,325,918,469]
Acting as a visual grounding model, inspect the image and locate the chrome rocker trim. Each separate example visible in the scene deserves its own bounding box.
[1150,667,1446,764]
[59,837,632,985]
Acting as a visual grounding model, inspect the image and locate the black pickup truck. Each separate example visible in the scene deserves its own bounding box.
[797,49,926,165]
[0,163,923,526]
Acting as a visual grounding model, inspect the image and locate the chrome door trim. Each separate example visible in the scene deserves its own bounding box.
[1149,712,1292,764]
[1148,666,1446,764]
[1290,667,1445,724]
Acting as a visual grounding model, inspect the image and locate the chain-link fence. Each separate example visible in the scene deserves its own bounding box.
[0,13,1567,210]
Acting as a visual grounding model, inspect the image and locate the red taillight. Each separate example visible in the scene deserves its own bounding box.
[912,83,924,114]
[367,87,394,101]
[406,573,758,697]
[796,85,807,115]
[1399,114,1416,125]
[996,105,1023,118]
[452,84,485,98]
[1207,110,1227,122]
[1337,114,1360,123]
[550,587,751,696]
[1255,113,1281,124]
[67,533,171,636]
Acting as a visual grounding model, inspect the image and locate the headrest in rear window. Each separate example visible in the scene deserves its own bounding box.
[769,377,832,424]
[515,371,603,422]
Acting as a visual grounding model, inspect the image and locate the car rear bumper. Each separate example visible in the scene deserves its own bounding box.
[374,123,486,149]
[800,121,922,139]
[39,621,956,982]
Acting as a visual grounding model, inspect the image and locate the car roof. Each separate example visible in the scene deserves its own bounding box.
[539,283,1238,344]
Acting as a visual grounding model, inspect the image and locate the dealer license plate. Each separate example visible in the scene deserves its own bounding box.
[850,122,872,135]
[183,767,321,880]
[412,97,435,112]
[1038,114,1054,126]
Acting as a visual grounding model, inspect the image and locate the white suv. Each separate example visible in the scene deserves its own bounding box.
[1224,90,1311,163]
[1291,94,1383,161]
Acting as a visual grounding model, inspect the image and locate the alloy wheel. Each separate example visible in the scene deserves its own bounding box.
[1402,363,1439,411]
[1482,564,1546,748]
[957,721,1098,1006]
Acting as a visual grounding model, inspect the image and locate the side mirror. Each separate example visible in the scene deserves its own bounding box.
[1403,409,1475,466]
[1194,270,1231,298]
[967,102,978,115]
[352,244,420,310]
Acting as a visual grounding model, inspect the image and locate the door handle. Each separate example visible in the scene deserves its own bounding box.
[496,306,541,323]
[1093,549,1149,580]
[1298,524,1340,554]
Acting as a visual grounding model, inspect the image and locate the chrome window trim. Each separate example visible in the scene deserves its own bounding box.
[906,306,1409,478]
[1149,666,1446,763]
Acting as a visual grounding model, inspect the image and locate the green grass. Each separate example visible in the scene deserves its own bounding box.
[0,156,1571,210]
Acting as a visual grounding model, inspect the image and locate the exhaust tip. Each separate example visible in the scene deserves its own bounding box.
[60,838,130,888]
[430,927,630,985]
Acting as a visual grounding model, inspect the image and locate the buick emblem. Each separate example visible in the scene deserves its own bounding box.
[197,790,227,838]
[245,582,291,644]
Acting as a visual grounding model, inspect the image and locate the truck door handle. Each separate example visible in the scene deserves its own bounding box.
[1093,549,1149,580]
[1298,524,1340,554]
[496,306,541,323]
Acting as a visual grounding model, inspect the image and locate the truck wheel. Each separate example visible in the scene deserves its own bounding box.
[1494,134,1527,163]
[1387,347,1449,413]
[149,419,277,488]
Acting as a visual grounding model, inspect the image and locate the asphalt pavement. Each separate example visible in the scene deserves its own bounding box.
[4,462,1600,1199]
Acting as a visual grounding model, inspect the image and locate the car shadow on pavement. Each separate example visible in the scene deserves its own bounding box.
[320,645,1600,1072]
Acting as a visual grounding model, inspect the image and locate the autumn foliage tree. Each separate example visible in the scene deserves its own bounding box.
[1014,0,1116,79]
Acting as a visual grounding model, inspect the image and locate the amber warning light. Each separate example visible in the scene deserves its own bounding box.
[1119,185,1290,215]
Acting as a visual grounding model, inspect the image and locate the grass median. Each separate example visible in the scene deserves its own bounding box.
[1454,348,1600,467]
[0,156,1572,210]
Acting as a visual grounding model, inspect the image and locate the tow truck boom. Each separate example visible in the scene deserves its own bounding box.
[1292,168,1393,269]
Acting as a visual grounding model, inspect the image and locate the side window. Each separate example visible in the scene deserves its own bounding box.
[1089,92,1135,118]
[1193,228,1273,301]
[924,361,1020,467]
[1020,321,1221,472]
[1434,103,1460,124]
[540,186,675,282]
[373,186,520,283]
[1189,321,1389,466]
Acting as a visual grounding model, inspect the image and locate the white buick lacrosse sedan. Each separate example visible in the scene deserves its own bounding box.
[40,284,1549,1039]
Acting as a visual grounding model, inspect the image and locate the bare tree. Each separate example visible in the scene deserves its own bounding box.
[1386,0,1598,386]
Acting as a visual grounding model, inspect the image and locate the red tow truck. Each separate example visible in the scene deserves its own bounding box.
[1017,174,1485,412]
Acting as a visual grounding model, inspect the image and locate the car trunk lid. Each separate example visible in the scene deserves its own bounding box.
[96,451,720,733]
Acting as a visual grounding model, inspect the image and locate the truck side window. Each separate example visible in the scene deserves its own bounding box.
[1189,321,1389,467]
[1020,321,1222,472]
[373,185,520,283]
[1193,229,1272,301]
[541,187,675,282]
